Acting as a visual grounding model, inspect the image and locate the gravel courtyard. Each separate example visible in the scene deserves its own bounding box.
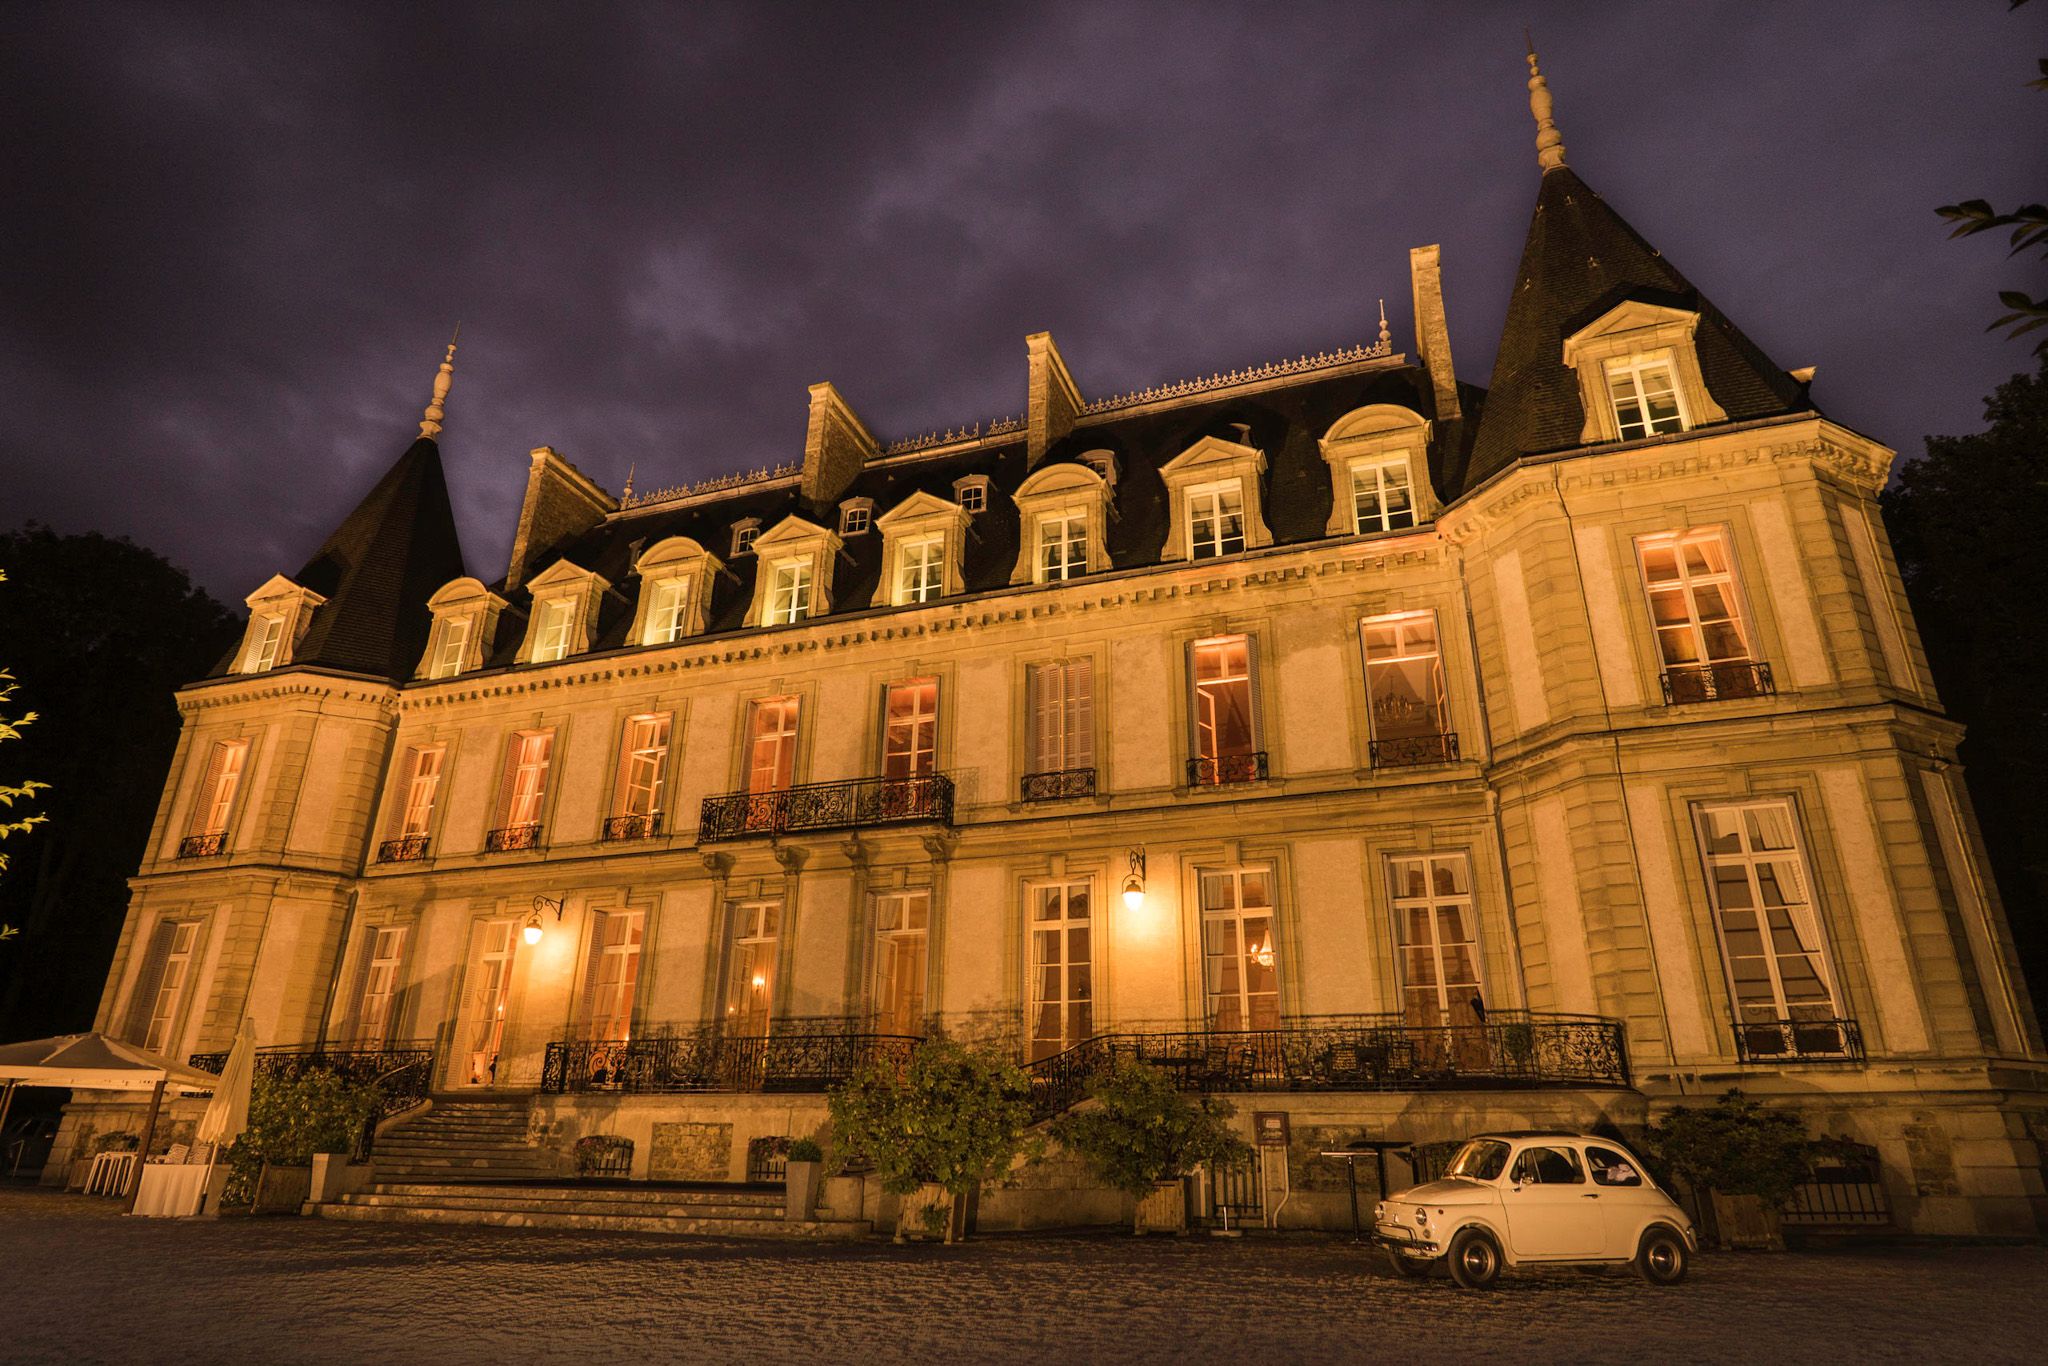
[3,1185,2043,1365]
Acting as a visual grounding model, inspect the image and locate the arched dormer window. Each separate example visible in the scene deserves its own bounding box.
[628,536,720,646]
[234,574,325,674]
[1318,404,1435,537]
[1010,461,1114,585]
[419,577,508,680]
[1158,432,1271,563]
[516,559,610,665]
[1560,300,1728,446]
[871,491,971,608]
[743,515,841,627]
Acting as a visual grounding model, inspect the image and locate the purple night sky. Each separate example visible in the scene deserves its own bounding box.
[4,2,2042,603]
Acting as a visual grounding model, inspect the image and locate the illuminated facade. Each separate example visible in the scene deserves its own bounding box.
[65,59,2046,1236]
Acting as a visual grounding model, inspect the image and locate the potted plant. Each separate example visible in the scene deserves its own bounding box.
[226,1070,381,1212]
[1648,1089,1812,1250]
[827,1038,1033,1243]
[1052,1058,1252,1234]
[784,1137,824,1221]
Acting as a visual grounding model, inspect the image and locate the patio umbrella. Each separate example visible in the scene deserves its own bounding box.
[192,1019,256,1215]
[0,1032,219,1210]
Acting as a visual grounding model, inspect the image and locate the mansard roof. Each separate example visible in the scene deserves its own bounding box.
[223,436,467,680]
[1462,167,1812,493]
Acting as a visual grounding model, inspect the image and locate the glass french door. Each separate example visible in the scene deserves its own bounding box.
[872,892,929,1036]
[1389,854,1485,1069]
[1200,867,1280,1031]
[581,910,644,1043]
[1028,881,1093,1061]
[724,901,781,1036]
[458,919,517,1086]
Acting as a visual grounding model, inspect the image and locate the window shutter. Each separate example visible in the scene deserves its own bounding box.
[1184,640,1202,757]
[338,929,377,1041]
[1027,664,1052,771]
[381,926,412,1046]
[191,743,232,835]
[494,735,522,828]
[122,920,179,1044]
[1066,658,1094,768]
[1244,633,1263,749]
[580,912,608,1029]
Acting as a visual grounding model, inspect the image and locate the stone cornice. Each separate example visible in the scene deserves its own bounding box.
[176,670,399,715]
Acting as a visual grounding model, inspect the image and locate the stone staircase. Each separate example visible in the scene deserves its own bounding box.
[319,1181,870,1238]
[370,1096,560,1184]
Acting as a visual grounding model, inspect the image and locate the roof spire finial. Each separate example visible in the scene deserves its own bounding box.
[1525,37,1568,174]
[1377,298,1392,351]
[621,461,636,503]
[418,324,460,439]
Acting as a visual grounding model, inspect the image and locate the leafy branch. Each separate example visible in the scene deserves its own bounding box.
[0,567,51,942]
[1936,53,2048,355]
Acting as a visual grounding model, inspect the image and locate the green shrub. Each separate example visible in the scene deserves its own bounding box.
[827,1038,1033,1197]
[1647,1088,1813,1206]
[786,1137,824,1164]
[220,1069,382,1207]
[1052,1058,1252,1196]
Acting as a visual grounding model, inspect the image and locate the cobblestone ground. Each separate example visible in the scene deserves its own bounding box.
[3,1186,2044,1365]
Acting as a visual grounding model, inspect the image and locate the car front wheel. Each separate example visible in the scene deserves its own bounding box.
[1385,1247,1435,1279]
[1634,1225,1689,1285]
[1447,1228,1503,1290]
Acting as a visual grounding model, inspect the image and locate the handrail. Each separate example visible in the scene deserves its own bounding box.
[698,774,954,841]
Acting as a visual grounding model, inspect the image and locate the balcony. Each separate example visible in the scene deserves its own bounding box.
[1369,732,1461,769]
[601,813,662,842]
[1661,660,1775,705]
[1021,767,1096,802]
[376,834,430,863]
[1025,1012,1630,1120]
[177,832,227,859]
[484,822,543,853]
[541,1019,918,1095]
[697,774,954,841]
[1187,751,1269,787]
[1730,1016,1864,1063]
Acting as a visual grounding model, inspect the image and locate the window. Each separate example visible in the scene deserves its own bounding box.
[955,479,988,513]
[894,538,944,605]
[872,891,929,1035]
[1027,659,1094,775]
[531,598,574,663]
[644,579,689,645]
[1638,528,1767,701]
[345,926,409,1045]
[1361,612,1451,762]
[1037,514,1087,582]
[881,679,938,780]
[1349,456,1417,535]
[1187,481,1246,559]
[766,559,812,625]
[724,901,781,1035]
[1390,854,1482,1030]
[839,502,872,536]
[614,714,671,821]
[122,919,199,1053]
[428,615,471,678]
[1511,1145,1585,1185]
[1695,801,1840,1037]
[1079,451,1117,485]
[1586,1146,1644,1188]
[1200,867,1279,1030]
[1028,881,1093,1061]
[732,521,760,556]
[183,739,250,853]
[1605,355,1687,440]
[1189,634,1259,783]
[747,696,800,792]
[459,920,517,1085]
[580,910,644,1043]
[396,746,444,837]
[250,614,285,671]
[496,730,554,831]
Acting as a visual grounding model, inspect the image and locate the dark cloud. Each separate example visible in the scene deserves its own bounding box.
[3,1,2042,602]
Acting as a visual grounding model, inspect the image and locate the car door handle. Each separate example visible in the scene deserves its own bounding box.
[1580,1193,1600,1199]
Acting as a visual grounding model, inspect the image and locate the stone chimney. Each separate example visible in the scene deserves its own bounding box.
[506,446,613,591]
[1409,244,1462,425]
[1025,332,1084,469]
[800,382,879,505]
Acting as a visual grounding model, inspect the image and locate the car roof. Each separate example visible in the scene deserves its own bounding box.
[1469,1131,1615,1142]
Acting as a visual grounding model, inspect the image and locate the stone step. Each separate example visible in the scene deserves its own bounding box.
[344,1192,789,1220]
[368,1181,785,1207]
[319,1197,868,1239]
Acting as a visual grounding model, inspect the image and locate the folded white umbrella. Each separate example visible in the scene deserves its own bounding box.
[195,1018,256,1148]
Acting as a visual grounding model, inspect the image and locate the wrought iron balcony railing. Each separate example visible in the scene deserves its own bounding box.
[189,1040,435,1160]
[484,822,543,853]
[376,834,430,863]
[1021,767,1097,802]
[541,1019,919,1095]
[1023,1012,1630,1121]
[1661,660,1775,705]
[602,813,662,842]
[1187,751,1269,787]
[1730,1016,1864,1063]
[1369,732,1461,769]
[177,832,227,859]
[698,774,954,841]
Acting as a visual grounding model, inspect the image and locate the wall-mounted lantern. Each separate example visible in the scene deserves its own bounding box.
[1121,848,1147,911]
[525,893,565,945]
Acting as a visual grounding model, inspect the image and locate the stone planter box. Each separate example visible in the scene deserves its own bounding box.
[1711,1191,1785,1250]
[785,1159,822,1222]
[252,1164,312,1215]
[897,1182,967,1243]
[1135,1177,1190,1235]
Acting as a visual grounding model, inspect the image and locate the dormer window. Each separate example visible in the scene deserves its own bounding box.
[742,516,840,628]
[515,559,609,666]
[418,577,508,681]
[732,519,761,556]
[1078,450,1118,486]
[839,499,873,536]
[895,537,944,604]
[1038,515,1086,581]
[766,559,812,625]
[1188,481,1246,560]
[954,476,990,514]
[870,493,969,610]
[1319,405,1434,538]
[233,574,326,675]
[1349,455,1417,534]
[1605,354,1688,440]
[1010,461,1114,586]
[628,537,719,647]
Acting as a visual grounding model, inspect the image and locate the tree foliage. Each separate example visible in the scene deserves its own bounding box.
[1646,1089,1813,1206]
[0,569,50,941]
[1051,1058,1252,1197]
[827,1038,1034,1197]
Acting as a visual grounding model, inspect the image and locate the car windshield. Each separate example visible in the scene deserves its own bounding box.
[1444,1139,1511,1181]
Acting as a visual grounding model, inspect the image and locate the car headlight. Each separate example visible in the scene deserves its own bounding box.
[1414,1208,1430,1227]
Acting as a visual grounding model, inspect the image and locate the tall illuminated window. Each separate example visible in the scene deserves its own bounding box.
[881,679,938,779]
[724,901,781,1035]
[1695,801,1840,1038]
[1361,612,1449,746]
[188,739,249,847]
[614,714,671,823]
[496,730,554,831]
[872,891,929,1036]
[766,560,812,625]
[397,746,444,836]
[1390,854,1481,1030]
[346,926,410,1045]
[1200,866,1279,1031]
[123,919,199,1054]
[1028,881,1093,1061]
[746,697,800,792]
[1189,634,1258,783]
[581,910,645,1043]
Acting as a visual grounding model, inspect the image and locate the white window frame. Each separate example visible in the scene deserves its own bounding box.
[1348,454,1418,535]
[732,521,760,556]
[428,615,471,679]
[581,909,645,1043]
[614,713,671,820]
[250,613,286,671]
[1186,480,1247,560]
[644,578,689,645]
[1188,633,1259,780]
[1604,352,1690,441]
[499,730,554,830]
[746,696,800,792]
[531,598,575,663]
[1388,853,1483,1029]
[1197,865,1281,1031]
[871,890,930,1036]
[894,537,944,606]
[191,739,250,838]
[881,678,939,780]
[1027,879,1094,1061]
[723,900,781,1035]
[1635,527,1754,672]
[350,925,410,1045]
[1359,611,1450,746]
[1027,658,1094,775]
[1037,513,1087,583]
[765,559,812,625]
[1692,799,1841,1029]
[396,745,444,837]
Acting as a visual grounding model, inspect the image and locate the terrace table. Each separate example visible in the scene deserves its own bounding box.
[130,1161,210,1217]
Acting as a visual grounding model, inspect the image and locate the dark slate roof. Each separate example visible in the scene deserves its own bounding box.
[218,437,467,680]
[1461,167,1813,493]
[483,361,1443,664]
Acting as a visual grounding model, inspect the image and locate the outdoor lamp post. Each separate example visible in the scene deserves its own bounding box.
[1121,848,1147,910]
[525,894,565,945]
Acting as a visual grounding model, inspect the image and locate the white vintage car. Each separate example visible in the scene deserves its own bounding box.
[1374,1132,1696,1289]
